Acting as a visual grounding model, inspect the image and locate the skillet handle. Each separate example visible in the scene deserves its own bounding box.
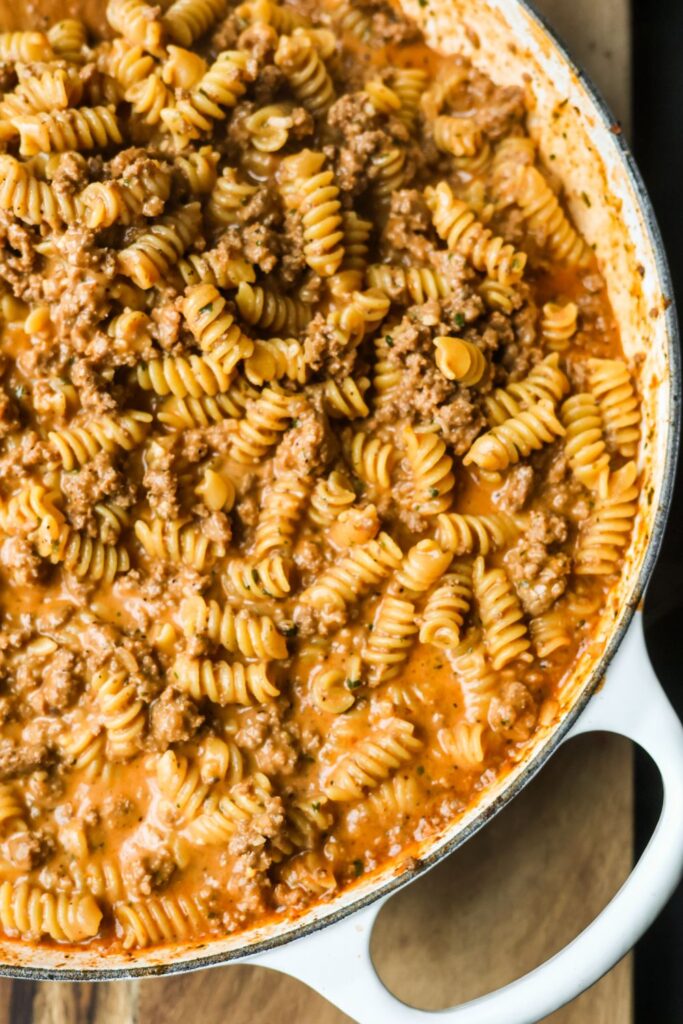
[253,611,683,1024]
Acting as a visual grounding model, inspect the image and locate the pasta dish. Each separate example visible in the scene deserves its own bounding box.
[0,0,640,952]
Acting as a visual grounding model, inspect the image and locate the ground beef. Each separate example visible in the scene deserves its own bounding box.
[303,314,356,378]
[122,847,176,897]
[494,464,535,512]
[69,359,117,415]
[148,688,203,751]
[382,189,433,262]
[293,536,326,582]
[468,67,526,140]
[235,705,300,776]
[2,829,54,871]
[327,94,398,194]
[30,649,82,714]
[434,393,486,455]
[0,739,54,780]
[273,399,333,478]
[60,451,131,533]
[0,536,42,585]
[143,446,180,520]
[488,680,537,740]
[504,510,571,616]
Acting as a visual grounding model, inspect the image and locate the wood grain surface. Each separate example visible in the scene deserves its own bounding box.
[0,0,633,1021]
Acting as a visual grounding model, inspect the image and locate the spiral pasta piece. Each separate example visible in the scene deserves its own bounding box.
[274,34,335,116]
[484,353,569,426]
[118,203,200,289]
[324,377,370,420]
[362,596,418,683]
[323,718,421,801]
[107,38,156,92]
[157,384,255,428]
[434,115,482,157]
[435,512,519,556]
[370,146,407,198]
[48,19,87,62]
[34,521,130,582]
[348,432,395,489]
[0,783,24,827]
[0,882,102,943]
[48,410,151,469]
[0,32,53,63]
[575,461,638,575]
[367,264,449,305]
[391,68,427,130]
[236,0,310,32]
[425,181,526,285]
[300,532,402,613]
[244,338,308,386]
[587,357,641,458]
[392,539,452,599]
[12,106,122,157]
[116,894,204,949]
[181,773,274,846]
[464,399,565,471]
[2,482,65,537]
[438,721,486,769]
[173,656,278,705]
[155,750,209,825]
[291,150,344,277]
[135,517,220,571]
[451,631,498,721]
[180,595,287,659]
[325,0,371,41]
[229,387,297,464]
[161,50,251,142]
[309,470,355,526]
[225,553,293,600]
[82,167,171,228]
[92,663,145,760]
[137,352,231,399]
[107,0,165,54]
[182,282,254,372]
[328,211,373,294]
[311,656,360,714]
[419,562,473,648]
[162,0,226,47]
[542,301,578,351]
[473,556,532,670]
[560,393,610,495]
[514,165,591,266]
[245,102,297,152]
[434,337,487,385]
[236,281,311,336]
[403,424,455,516]
[207,167,258,225]
[530,610,571,658]
[253,474,311,558]
[173,147,219,196]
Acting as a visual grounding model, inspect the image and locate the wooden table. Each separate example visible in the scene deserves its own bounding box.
[0,1,633,1021]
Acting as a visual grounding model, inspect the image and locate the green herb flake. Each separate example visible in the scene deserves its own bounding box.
[346,678,361,690]
[454,312,465,328]
[385,335,394,347]
[581,191,592,207]
[353,859,364,877]
[311,801,321,812]
[199,303,213,315]
[416,765,425,775]
[429,487,440,498]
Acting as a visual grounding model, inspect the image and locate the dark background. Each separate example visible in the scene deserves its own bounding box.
[633,0,683,1018]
